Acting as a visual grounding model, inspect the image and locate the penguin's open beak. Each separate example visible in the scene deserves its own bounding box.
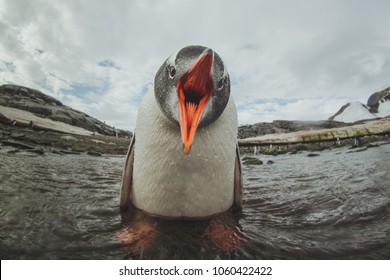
[177,49,214,155]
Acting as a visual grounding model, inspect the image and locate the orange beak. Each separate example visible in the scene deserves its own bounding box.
[177,51,214,155]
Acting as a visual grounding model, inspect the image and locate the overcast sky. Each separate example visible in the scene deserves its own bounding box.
[1,0,389,130]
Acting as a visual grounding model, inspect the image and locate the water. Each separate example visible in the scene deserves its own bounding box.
[0,144,389,259]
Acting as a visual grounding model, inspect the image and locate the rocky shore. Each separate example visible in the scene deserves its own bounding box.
[0,84,132,137]
[237,84,390,156]
[239,133,390,158]
[0,122,131,156]
[1,83,389,157]
[0,84,132,156]
[238,118,390,156]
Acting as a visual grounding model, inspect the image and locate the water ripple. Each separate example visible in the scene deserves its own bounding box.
[0,145,389,259]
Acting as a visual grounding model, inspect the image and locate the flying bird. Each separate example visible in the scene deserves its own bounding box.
[120,45,242,219]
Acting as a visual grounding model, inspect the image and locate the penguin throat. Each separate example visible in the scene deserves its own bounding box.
[176,52,214,155]
[181,89,211,127]
[184,90,204,105]
[178,70,213,105]
[177,79,212,140]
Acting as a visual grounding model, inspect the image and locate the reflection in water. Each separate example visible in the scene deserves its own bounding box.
[117,208,246,259]
[0,144,389,259]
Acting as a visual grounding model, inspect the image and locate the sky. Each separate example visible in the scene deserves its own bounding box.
[1,0,389,131]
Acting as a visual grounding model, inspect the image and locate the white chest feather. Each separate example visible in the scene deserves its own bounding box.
[131,90,238,218]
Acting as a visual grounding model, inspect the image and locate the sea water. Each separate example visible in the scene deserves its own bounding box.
[0,143,389,259]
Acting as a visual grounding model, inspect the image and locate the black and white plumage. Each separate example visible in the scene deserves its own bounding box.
[120,45,242,219]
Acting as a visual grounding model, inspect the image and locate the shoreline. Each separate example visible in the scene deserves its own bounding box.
[1,103,389,157]
[0,122,131,156]
[1,119,389,157]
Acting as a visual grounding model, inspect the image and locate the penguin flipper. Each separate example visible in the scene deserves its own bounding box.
[233,143,243,210]
[120,135,135,212]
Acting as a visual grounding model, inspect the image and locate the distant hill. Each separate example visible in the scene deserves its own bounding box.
[329,86,390,122]
[0,84,132,138]
[238,120,348,139]
[238,86,390,140]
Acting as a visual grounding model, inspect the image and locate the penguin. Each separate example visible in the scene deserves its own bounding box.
[120,45,242,219]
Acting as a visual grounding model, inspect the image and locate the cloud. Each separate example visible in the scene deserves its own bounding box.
[98,60,120,70]
[1,0,390,131]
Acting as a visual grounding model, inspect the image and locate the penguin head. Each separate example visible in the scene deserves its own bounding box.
[154,45,231,155]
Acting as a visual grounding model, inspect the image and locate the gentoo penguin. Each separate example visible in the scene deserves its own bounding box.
[120,45,242,219]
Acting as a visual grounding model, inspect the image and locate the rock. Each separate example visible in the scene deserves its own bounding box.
[27,104,52,117]
[347,147,368,153]
[262,148,287,156]
[307,153,320,157]
[10,132,25,139]
[290,144,310,153]
[60,135,78,141]
[0,130,11,137]
[1,140,35,150]
[366,143,380,148]
[29,149,45,155]
[367,87,390,115]
[87,151,102,157]
[0,112,13,124]
[59,150,81,155]
[50,149,63,155]
[90,139,106,144]
[242,156,263,165]
[267,160,275,164]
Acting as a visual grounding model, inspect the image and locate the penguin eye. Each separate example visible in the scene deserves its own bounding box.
[217,77,225,90]
[167,65,176,79]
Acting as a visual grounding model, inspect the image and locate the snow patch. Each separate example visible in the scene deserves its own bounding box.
[0,105,93,136]
[333,102,377,123]
[376,97,390,118]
